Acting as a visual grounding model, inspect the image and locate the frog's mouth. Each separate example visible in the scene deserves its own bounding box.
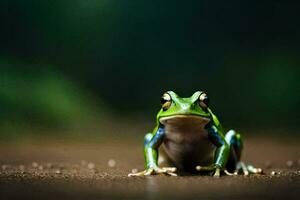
[159,115,210,127]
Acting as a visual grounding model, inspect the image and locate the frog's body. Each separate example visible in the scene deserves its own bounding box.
[159,115,215,173]
[129,91,262,177]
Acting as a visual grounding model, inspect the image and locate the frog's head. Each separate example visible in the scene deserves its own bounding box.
[157,91,212,126]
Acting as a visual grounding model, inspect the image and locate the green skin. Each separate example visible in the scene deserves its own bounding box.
[129,91,262,177]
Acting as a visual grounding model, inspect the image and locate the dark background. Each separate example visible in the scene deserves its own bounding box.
[0,0,299,138]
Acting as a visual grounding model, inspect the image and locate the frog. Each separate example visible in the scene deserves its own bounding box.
[128,91,262,177]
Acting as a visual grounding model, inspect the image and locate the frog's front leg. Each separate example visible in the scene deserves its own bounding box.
[128,126,177,177]
[225,130,263,175]
[196,125,230,177]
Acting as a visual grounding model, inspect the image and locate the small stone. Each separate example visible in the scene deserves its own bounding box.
[38,165,43,170]
[271,171,277,176]
[81,160,87,166]
[46,163,52,168]
[87,162,95,169]
[131,168,138,173]
[108,159,116,167]
[19,165,25,171]
[271,171,281,176]
[1,165,8,170]
[32,162,38,168]
[55,169,61,174]
[286,160,293,168]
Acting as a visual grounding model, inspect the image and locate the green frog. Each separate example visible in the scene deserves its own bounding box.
[128,91,262,177]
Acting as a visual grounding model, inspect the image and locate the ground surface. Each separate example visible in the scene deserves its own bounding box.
[0,136,299,200]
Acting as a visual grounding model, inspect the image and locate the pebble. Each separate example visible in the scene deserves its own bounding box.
[271,171,276,176]
[131,168,138,173]
[286,160,293,168]
[108,159,116,167]
[46,163,52,169]
[87,162,95,169]
[32,162,38,168]
[81,160,87,166]
[271,171,280,176]
[55,169,61,174]
[19,165,25,171]
[1,165,8,170]
[38,165,44,170]
[58,164,65,169]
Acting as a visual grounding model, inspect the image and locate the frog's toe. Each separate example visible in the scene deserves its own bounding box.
[234,162,263,175]
[158,167,178,176]
[224,170,235,176]
[196,164,223,177]
[235,162,249,176]
[247,165,263,174]
[161,167,177,173]
[195,165,215,171]
[128,167,177,177]
[127,168,156,176]
[128,170,148,177]
[213,168,221,177]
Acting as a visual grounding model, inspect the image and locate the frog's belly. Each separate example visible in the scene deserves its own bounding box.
[160,115,216,172]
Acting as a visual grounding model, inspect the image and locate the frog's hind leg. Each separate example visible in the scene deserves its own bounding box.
[225,130,262,175]
[224,130,242,173]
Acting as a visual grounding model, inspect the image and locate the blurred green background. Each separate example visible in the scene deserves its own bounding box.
[0,0,299,139]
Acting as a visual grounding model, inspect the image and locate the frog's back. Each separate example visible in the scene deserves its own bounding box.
[159,115,215,173]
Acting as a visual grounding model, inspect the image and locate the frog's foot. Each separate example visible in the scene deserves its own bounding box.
[196,164,222,177]
[234,162,263,176]
[128,167,177,177]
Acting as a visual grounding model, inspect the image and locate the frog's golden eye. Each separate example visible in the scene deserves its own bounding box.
[161,93,172,111]
[199,92,209,109]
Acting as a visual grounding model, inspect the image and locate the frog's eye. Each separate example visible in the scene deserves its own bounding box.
[161,93,172,111]
[198,92,209,109]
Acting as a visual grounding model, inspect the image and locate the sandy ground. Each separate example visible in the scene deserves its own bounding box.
[0,136,299,200]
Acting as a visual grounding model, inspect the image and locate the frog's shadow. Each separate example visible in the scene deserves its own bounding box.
[176,170,213,177]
